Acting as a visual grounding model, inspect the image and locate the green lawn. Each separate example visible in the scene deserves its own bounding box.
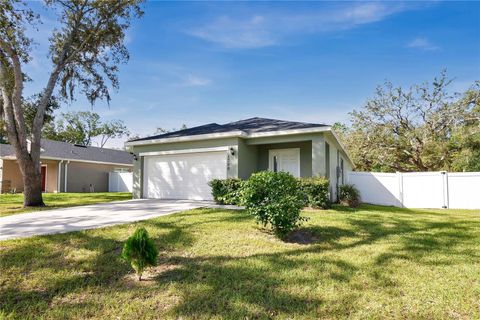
[0,192,132,217]
[0,205,479,319]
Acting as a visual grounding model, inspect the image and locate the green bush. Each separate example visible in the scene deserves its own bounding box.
[121,227,158,280]
[242,171,307,238]
[339,184,361,207]
[209,178,244,205]
[299,177,331,209]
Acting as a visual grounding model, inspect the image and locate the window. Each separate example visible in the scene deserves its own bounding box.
[273,156,278,172]
[325,142,330,179]
[114,168,130,173]
[340,158,344,184]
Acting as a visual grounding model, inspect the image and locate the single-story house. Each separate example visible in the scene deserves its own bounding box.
[0,139,133,193]
[125,117,354,201]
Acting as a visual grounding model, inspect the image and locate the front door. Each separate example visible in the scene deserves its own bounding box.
[268,148,300,177]
[41,166,47,192]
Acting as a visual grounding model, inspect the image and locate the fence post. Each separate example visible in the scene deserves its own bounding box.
[397,171,404,208]
[442,171,449,209]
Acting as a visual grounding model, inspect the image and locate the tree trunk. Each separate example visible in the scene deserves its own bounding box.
[18,157,44,207]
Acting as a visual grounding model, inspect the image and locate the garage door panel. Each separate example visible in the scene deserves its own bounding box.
[144,151,227,200]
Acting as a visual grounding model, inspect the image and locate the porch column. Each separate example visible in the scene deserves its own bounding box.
[57,160,63,193]
[311,135,325,177]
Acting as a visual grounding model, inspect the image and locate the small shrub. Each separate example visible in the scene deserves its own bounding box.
[209,178,244,205]
[339,184,360,207]
[121,227,158,280]
[299,177,331,209]
[242,171,307,238]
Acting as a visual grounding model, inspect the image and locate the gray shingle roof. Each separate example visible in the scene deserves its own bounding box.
[130,117,328,142]
[0,139,133,165]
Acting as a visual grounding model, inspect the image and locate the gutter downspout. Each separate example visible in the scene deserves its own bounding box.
[57,160,64,193]
[64,161,70,192]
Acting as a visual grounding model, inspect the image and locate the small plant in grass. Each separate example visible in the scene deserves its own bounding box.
[339,184,360,207]
[242,171,307,238]
[121,227,158,280]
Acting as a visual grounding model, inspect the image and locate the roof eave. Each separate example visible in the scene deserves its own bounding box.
[328,129,355,169]
[1,155,132,166]
[124,130,248,147]
[246,126,331,138]
[125,126,332,148]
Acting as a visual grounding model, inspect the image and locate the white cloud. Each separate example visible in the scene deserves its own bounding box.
[407,37,439,51]
[189,15,276,49]
[184,74,212,87]
[188,2,411,49]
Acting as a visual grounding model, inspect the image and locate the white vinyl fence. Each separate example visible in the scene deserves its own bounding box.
[108,172,133,192]
[347,171,480,209]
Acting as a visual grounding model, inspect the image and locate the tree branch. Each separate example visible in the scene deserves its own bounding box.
[0,39,28,151]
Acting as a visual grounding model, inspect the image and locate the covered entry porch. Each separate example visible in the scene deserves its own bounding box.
[237,132,348,201]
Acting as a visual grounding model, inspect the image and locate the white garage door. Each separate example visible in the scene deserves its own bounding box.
[143,151,227,200]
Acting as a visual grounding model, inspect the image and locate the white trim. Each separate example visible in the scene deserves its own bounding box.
[39,156,133,167]
[248,126,331,138]
[40,164,47,192]
[0,156,133,167]
[139,146,229,157]
[124,127,332,147]
[64,161,69,192]
[268,148,301,178]
[125,131,246,147]
[57,160,63,193]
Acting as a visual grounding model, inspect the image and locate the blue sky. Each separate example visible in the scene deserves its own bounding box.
[24,1,480,148]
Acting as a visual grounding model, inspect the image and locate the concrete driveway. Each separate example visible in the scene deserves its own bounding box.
[0,199,213,241]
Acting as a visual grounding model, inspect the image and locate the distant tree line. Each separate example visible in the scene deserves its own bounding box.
[1,105,130,148]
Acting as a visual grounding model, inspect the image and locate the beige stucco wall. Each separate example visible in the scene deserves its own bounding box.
[65,161,131,193]
[0,159,3,192]
[0,159,59,193]
[41,159,60,193]
[1,160,23,193]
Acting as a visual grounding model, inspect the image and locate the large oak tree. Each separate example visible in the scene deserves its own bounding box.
[338,72,480,172]
[0,0,142,206]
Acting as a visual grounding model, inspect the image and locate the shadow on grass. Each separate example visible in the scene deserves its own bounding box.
[154,252,358,318]
[284,226,356,244]
[0,214,201,317]
[1,206,479,318]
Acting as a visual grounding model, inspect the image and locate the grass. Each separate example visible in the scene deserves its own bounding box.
[0,204,479,319]
[0,192,132,217]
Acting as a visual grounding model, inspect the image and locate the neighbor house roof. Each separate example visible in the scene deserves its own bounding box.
[130,117,329,142]
[0,139,133,165]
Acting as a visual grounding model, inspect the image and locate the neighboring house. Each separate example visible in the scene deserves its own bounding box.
[125,117,354,201]
[0,139,133,193]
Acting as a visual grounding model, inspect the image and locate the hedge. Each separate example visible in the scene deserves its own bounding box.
[299,177,331,209]
[208,178,244,205]
[209,174,331,209]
